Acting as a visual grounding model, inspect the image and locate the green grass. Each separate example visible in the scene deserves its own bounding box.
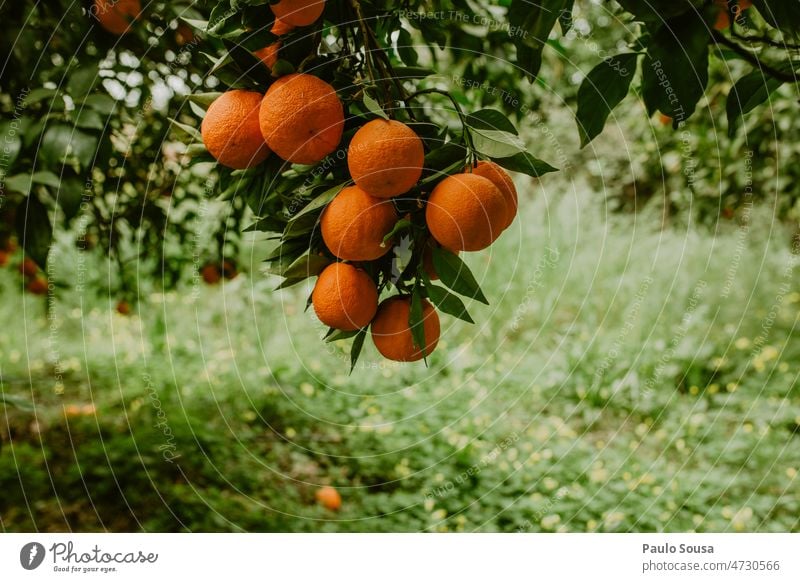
[1,186,799,532]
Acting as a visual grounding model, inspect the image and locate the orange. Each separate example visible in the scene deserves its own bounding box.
[19,257,38,277]
[201,263,221,284]
[320,186,397,261]
[658,113,672,126]
[271,17,295,36]
[270,0,325,27]
[371,296,440,362]
[468,160,517,230]
[253,18,293,69]
[254,43,281,69]
[315,486,341,510]
[0,250,8,267]
[259,73,344,165]
[426,173,507,252]
[93,0,142,35]
[422,241,458,281]
[116,300,131,315]
[312,263,378,331]
[713,0,730,30]
[202,90,271,169]
[26,277,48,295]
[347,119,425,198]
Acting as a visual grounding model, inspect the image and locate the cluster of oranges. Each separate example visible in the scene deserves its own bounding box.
[195,1,518,363]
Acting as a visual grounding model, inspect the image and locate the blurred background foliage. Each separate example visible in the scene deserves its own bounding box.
[0,0,798,532]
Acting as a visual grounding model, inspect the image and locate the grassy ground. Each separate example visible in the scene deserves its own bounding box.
[1,176,799,532]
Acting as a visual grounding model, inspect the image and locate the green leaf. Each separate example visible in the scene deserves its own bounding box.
[22,88,58,107]
[56,177,85,220]
[0,121,22,170]
[350,329,368,373]
[470,128,527,158]
[431,246,488,304]
[576,53,640,147]
[282,252,331,280]
[409,287,426,354]
[206,4,245,38]
[0,392,34,412]
[187,92,223,108]
[641,13,710,122]
[382,218,412,244]
[67,65,99,98]
[396,27,419,66]
[244,216,287,233]
[290,183,344,221]
[426,284,474,324]
[726,71,784,137]
[491,152,558,177]
[82,94,117,115]
[363,93,389,120]
[508,0,573,81]
[326,329,360,343]
[425,142,468,172]
[169,118,202,142]
[40,125,98,169]
[750,0,800,35]
[4,171,61,196]
[73,108,105,130]
[466,109,518,134]
[15,193,52,269]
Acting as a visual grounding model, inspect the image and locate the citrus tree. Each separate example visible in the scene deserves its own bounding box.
[1,0,798,365]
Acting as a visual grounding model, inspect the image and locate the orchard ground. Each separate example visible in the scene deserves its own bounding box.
[2,158,798,532]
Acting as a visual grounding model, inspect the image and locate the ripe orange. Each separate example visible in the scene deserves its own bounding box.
[202,90,271,169]
[253,18,293,69]
[312,263,378,331]
[713,0,730,30]
[320,186,397,261]
[271,0,325,27]
[26,276,48,295]
[93,0,142,35]
[371,296,440,362]
[19,257,38,277]
[255,43,281,69]
[259,73,344,165]
[201,263,221,284]
[271,17,295,36]
[315,486,341,510]
[347,119,425,198]
[426,173,507,252]
[422,241,458,281]
[116,300,131,315]
[468,160,517,230]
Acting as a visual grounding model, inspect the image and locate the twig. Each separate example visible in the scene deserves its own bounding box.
[712,31,799,84]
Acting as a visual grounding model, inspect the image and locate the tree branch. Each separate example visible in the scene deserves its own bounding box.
[711,31,799,84]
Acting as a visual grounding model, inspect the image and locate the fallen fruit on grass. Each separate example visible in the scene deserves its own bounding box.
[315,485,341,510]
